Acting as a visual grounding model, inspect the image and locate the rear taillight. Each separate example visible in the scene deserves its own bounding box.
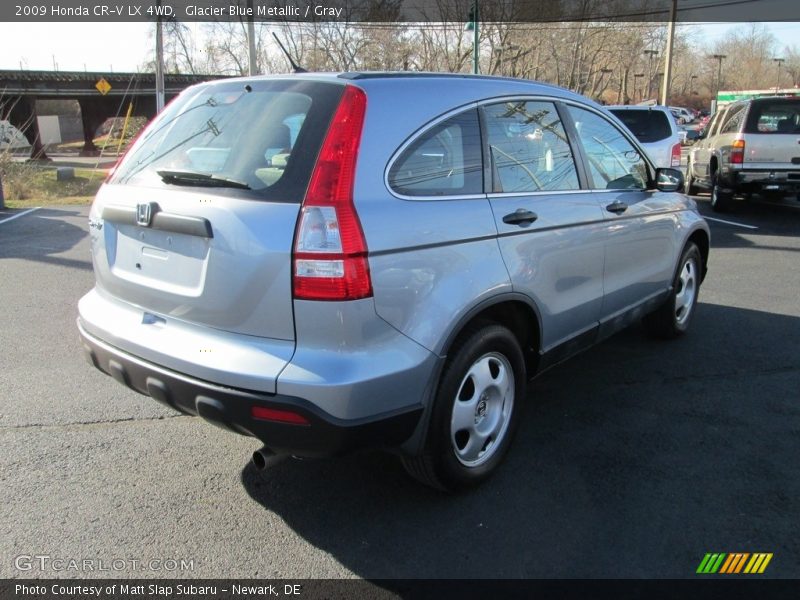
[671,142,682,168]
[292,85,371,301]
[730,139,745,165]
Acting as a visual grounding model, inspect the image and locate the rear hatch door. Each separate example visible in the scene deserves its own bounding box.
[609,107,677,168]
[90,78,345,343]
[742,98,800,169]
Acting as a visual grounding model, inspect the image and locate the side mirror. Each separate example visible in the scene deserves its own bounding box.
[656,168,684,192]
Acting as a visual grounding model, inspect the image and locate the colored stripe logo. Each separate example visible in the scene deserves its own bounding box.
[697,553,773,574]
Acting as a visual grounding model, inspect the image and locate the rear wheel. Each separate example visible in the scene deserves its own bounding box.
[710,172,732,212]
[402,323,525,491]
[644,242,702,339]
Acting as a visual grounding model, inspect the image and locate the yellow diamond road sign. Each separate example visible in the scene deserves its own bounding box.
[95,78,112,95]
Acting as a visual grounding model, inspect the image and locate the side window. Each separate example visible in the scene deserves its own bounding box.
[388,109,482,196]
[567,105,649,190]
[720,105,746,134]
[705,112,720,136]
[483,101,580,193]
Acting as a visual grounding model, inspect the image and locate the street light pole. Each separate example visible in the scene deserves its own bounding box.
[773,57,785,94]
[464,0,479,75]
[155,0,165,112]
[247,0,257,76]
[711,54,726,112]
[472,0,479,75]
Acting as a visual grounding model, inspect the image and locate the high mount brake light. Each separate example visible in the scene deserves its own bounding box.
[292,85,371,301]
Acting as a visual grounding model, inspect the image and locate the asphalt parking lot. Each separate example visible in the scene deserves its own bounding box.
[1,196,798,580]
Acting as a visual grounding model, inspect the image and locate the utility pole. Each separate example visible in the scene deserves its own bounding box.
[773,57,785,94]
[247,0,257,76]
[660,0,677,106]
[711,54,726,112]
[155,0,165,112]
[644,49,659,101]
[690,74,698,95]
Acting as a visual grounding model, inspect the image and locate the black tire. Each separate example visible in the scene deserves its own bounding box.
[684,162,699,195]
[644,242,702,339]
[710,172,732,212]
[402,323,526,492]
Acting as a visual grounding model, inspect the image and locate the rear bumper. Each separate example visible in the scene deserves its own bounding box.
[78,323,423,457]
[727,169,800,194]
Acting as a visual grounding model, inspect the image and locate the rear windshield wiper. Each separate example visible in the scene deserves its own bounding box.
[156,169,251,190]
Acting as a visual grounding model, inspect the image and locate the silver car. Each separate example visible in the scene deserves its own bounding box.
[686,97,800,211]
[608,105,683,169]
[78,73,710,491]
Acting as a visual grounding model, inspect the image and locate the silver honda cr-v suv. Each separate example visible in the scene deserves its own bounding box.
[78,73,710,491]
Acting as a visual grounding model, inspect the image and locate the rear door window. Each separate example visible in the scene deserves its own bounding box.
[388,109,483,196]
[483,100,580,193]
[609,109,672,143]
[110,79,344,202]
[745,100,800,133]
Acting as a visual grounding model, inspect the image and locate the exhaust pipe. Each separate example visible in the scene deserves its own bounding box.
[252,447,286,471]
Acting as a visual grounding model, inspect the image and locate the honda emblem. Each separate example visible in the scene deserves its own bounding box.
[136,203,153,226]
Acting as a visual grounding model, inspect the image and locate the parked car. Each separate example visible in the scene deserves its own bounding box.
[608,105,683,168]
[670,106,695,124]
[78,73,710,491]
[0,120,30,150]
[686,96,800,210]
[682,128,701,145]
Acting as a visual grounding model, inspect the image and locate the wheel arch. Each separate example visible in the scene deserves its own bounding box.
[710,153,719,177]
[686,227,710,282]
[437,293,542,380]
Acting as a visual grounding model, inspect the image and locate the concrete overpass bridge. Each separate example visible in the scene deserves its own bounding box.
[1,70,223,158]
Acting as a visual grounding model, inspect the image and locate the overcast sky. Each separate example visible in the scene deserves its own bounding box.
[0,21,797,73]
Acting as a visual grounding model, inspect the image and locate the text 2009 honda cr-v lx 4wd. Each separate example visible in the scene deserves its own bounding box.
[79,73,710,490]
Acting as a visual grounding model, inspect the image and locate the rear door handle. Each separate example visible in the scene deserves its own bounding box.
[502,209,538,226]
[605,201,628,214]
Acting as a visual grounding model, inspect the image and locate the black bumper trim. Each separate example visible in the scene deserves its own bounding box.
[78,324,423,457]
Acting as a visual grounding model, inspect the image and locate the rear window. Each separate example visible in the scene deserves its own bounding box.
[110,79,344,201]
[744,99,800,134]
[609,109,672,143]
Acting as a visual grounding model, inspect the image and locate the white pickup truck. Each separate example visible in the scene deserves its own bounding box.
[686,97,800,211]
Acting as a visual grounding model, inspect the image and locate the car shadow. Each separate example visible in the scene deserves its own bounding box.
[0,207,92,271]
[693,194,800,251]
[240,302,800,579]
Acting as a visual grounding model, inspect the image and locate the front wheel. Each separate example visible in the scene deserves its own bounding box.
[402,323,526,491]
[644,242,702,339]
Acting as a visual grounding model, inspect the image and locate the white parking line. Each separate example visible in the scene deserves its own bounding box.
[0,207,41,225]
[703,216,758,230]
